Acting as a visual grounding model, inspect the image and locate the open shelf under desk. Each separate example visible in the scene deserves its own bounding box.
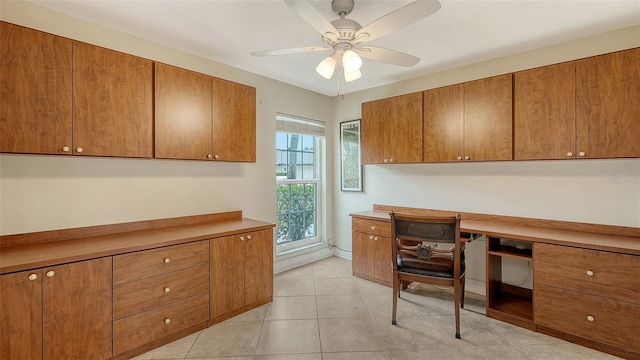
[487,284,534,330]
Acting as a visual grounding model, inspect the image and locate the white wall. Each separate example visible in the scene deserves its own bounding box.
[0,0,335,248]
[332,26,640,289]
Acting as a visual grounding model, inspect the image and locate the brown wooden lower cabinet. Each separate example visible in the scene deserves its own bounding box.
[0,258,112,360]
[351,217,393,286]
[209,229,274,323]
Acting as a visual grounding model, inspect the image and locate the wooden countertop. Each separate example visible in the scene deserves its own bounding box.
[0,217,274,274]
[351,209,640,255]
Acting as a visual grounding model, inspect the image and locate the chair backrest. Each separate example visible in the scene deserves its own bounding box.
[389,210,463,275]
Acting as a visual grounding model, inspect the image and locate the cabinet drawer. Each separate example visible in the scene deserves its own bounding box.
[535,243,640,304]
[114,264,209,319]
[113,240,209,284]
[352,218,390,237]
[113,293,209,355]
[535,284,640,354]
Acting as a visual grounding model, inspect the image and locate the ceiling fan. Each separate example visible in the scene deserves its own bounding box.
[251,0,441,82]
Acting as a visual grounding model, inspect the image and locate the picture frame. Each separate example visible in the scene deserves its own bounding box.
[340,119,363,192]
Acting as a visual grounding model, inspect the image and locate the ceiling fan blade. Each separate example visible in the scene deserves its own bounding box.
[250,46,331,57]
[285,0,339,40]
[355,0,441,43]
[356,46,420,67]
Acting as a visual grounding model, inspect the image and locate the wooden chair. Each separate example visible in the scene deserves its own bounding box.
[389,210,466,339]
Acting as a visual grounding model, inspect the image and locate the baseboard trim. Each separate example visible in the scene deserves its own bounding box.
[465,278,485,296]
[274,246,332,274]
[332,247,352,260]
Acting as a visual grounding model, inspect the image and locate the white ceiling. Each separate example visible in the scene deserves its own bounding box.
[29,0,640,96]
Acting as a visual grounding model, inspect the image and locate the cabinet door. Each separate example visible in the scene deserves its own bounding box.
[43,257,112,360]
[0,22,72,155]
[210,235,245,319]
[389,92,423,163]
[1,269,42,360]
[352,232,376,278]
[73,42,153,157]
[361,98,390,164]
[155,63,213,160]
[464,74,513,161]
[373,235,393,283]
[212,77,256,162]
[423,84,464,162]
[577,48,640,159]
[244,230,273,304]
[514,62,576,160]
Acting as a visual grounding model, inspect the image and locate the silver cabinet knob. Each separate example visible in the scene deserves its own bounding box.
[214,154,220,159]
[586,270,594,277]
[464,156,470,161]
[383,159,388,163]
[28,273,38,281]
[587,315,594,322]
[76,147,84,153]
[566,152,573,157]
[578,151,586,157]
[164,257,171,264]
[164,318,171,324]
[370,225,376,230]
[373,236,379,241]
[457,156,462,161]
[369,235,374,240]
[207,154,213,159]
[240,236,245,241]
[164,287,171,293]
[62,146,70,152]
[389,158,394,163]
[46,271,55,278]
[247,235,252,240]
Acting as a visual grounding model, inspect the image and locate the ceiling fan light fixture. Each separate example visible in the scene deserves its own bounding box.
[316,56,336,79]
[344,69,361,82]
[342,49,362,72]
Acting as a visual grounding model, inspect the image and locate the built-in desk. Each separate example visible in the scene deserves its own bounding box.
[351,204,640,359]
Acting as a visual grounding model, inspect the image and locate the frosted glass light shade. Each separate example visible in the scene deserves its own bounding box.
[344,69,361,82]
[316,56,336,79]
[342,49,362,72]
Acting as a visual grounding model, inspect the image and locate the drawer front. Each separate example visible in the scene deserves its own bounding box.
[113,293,209,355]
[114,264,209,319]
[352,218,390,237]
[113,240,209,284]
[535,243,640,304]
[535,284,640,354]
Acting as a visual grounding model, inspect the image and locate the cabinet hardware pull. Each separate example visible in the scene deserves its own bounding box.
[369,235,373,240]
[247,235,252,240]
[164,257,171,264]
[371,225,376,230]
[567,152,573,157]
[62,146,70,152]
[240,236,245,241]
[464,155,470,161]
[207,154,213,159]
[578,151,586,157]
[164,318,171,324]
[164,287,171,293]
[383,159,388,163]
[214,154,220,159]
[28,273,38,281]
[374,236,379,241]
[586,270,594,277]
[389,158,394,163]
[587,315,594,322]
[46,271,55,278]
[457,156,462,161]
[76,147,84,153]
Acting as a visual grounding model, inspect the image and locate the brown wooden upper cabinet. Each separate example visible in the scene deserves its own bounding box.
[514,62,576,160]
[361,92,423,164]
[576,48,640,159]
[424,74,513,162]
[0,21,153,158]
[155,63,257,162]
[0,21,73,155]
[73,42,153,158]
[515,48,639,160]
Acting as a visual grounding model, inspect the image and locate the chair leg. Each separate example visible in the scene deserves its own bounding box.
[392,276,399,325]
[454,278,461,339]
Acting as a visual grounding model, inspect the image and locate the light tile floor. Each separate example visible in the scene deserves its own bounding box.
[134,256,621,360]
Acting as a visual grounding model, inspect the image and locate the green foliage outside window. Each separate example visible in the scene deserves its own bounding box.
[276,183,316,244]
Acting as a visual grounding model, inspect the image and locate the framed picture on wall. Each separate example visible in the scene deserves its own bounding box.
[340,119,363,192]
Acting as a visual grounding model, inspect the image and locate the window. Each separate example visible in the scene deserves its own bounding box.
[276,114,325,253]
